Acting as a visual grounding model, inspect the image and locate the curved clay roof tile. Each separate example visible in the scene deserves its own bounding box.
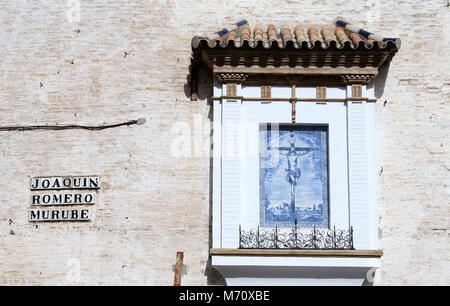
[349,32,363,46]
[253,24,264,42]
[213,36,224,47]
[267,24,278,44]
[227,30,237,43]
[280,24,293,43]
[334,26,350,45]
[191,21,400,51]
[294,25,306,44]
[321,25,335,45]
[240,26,251,42]
[308,26,320,45]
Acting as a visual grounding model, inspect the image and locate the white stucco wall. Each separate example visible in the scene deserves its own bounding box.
[0,0,448,285]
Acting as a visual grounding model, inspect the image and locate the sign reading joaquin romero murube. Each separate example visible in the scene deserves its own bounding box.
[29,209,90,222]
[30,176,100,190]
[29,176,99,222]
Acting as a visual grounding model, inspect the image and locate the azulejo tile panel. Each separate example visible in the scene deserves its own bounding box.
[260,124,329,228]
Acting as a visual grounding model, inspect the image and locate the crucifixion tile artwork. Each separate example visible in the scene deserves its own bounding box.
[259,124,329,228]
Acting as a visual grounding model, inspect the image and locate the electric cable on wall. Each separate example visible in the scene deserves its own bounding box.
[0,118,146,132]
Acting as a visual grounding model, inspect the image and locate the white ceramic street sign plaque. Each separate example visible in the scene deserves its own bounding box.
[30,192,96,206]
[29,209,91,222]
[30,176,100,190]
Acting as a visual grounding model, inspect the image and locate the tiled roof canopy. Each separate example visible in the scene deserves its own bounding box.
[192,23,400,50]
[190,20,400,100]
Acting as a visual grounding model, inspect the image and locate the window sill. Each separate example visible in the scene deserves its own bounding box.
[210,248,383,285]
[210,248,383,258]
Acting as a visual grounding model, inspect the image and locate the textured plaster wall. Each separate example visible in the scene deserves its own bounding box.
[0,0,448,285]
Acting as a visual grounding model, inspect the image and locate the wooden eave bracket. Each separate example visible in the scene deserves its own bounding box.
[212,68,377,87]
[189,48,395,100]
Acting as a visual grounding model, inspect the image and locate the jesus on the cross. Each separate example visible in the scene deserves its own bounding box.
[268,132,317,220]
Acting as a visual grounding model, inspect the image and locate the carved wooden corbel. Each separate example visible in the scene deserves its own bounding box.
[341,74,374,85]
[215,73,249,84]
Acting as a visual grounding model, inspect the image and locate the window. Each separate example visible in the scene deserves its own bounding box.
[192,20,399,285]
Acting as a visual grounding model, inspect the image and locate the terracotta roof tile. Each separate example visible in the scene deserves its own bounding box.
[240,24,251,42]
[227,30,237,43]
[267,24,278,45]
[321,26,335,46]
[349,32,363,45]
[307,26,320,46]
[294,25,307,45]
[334,26,350,45]
[192,21,400,51]
[253,24,264,43]
[280,24,293,46]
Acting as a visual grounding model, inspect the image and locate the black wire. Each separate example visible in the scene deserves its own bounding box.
[0,120,140,132]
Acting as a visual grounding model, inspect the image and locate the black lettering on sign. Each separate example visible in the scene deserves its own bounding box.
[29,176,97,223]
[31,179,39,189]
[61,210,69,219]
[80,210,89,220]
[53,194,62,204]
[52,178,61,188]
[85,193,93,203]
[42,179,50,189]
[32,195,40,205]
[29,209,91,222]
[31,193,95,206]
[30,176,100,190]
[42,195,50,204]
[42,210,49,220]
[63,178,72,188]
[73,178,81,187]
[64,193,73,204]
[30,210,40,220]
[52,210,59,219]
[71,210,78,219]
[89,178,99,188]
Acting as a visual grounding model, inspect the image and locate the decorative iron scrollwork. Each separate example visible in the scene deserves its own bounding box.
[239,222,354,250]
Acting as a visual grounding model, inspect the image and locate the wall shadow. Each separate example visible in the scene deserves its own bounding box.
[374,61,390,99]
[191,64,227,285]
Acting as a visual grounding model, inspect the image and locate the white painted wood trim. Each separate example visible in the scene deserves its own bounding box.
[220,83,242,248]
[346,85,375,249]
[212,99,222,248]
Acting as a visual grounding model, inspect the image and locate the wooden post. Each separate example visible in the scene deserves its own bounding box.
[291,100,296,123]
[291,84,296,123]
[190,67,198,101]
[173,252,184,286]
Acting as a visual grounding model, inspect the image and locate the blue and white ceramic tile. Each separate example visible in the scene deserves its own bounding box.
[259,124,329,228]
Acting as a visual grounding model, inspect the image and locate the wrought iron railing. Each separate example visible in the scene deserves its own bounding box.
[239,223,354,250]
